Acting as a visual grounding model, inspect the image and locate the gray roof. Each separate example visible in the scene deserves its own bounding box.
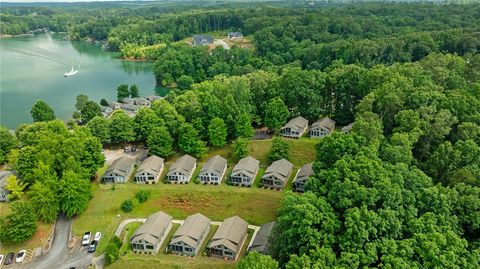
[293,163,314,184]
[231,156,260,178]
[341,123,354,133]
[311,117,336,132]
[263,158,294,183]
[209,216,248,254]
[249,221,275,254]
[283,116,308,131]
[200,155,227,177]
[136,155,164,177]
[105,156,135,177]
[193,34,214,45]
[168,154,197,176]
[170,213,211,247]
[121,103,139,112]
[131,211,173,245]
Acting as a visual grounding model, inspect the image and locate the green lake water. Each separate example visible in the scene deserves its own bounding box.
[0,33,161,129]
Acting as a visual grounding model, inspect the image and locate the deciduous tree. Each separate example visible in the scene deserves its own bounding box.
[31,100,55,122]
[208,118,227,147]
[147,126,173,158]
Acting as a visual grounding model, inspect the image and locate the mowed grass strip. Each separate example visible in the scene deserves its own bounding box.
[72,181,283,254]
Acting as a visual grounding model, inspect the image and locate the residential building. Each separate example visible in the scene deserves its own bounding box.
[228,32,243,39]
[102,156,135,184]
[134,155,164,184]
[230,156,260,186]
[166,155,197,183]
[208,216,248,261]
[292,163,314,192]
[310,117,335,138]
[131,211,173,254]
[248,221,275,255]
[261,159,294,189]
[281,116,309,138]
[169,213,211,256]
[146,95,162,102]
[341,123,354,133]
[198,155,227,184]
[193,34,214,46]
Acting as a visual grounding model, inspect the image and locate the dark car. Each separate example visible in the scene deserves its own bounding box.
[88,240,98,253]
[131,145,137,152]
[4,252,15,265]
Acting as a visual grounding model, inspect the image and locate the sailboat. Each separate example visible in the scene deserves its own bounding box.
[64,65,79,77]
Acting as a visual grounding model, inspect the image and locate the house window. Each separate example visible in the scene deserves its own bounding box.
[224,251,233,256]
[185,247,193,252]
[211,248,223,255]
[146,245,154,250]
[275,181,282,185]
[172,245,182,252]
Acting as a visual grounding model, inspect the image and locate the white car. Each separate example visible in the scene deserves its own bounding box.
[0,254,4,265]
[94,231,102,241]
[16,250,26,263]
[82,232,91,246]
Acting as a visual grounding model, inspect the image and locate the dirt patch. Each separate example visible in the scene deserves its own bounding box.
[156,194,216,212]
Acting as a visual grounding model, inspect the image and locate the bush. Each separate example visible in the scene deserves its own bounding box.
[268,137,291,162]
[135,190,151,203]
[121,199,134,213]
[110,235,122,248]
[232,138,250,159]
[105,242,120,265]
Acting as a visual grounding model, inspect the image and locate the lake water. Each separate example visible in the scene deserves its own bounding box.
[0,34,159,129]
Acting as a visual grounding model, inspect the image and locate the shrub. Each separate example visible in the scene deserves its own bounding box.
[268,137,291,162]
[121,199,134,213]
[105,242,120,265]
[135,190,151,203]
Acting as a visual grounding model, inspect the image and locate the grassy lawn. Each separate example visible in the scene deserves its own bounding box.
[249,137,318,167]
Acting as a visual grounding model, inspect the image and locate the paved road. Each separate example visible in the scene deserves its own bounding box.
[15,215,93,269]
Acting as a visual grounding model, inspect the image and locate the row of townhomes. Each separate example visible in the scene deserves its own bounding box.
[101,154,315,192]
[101,95,162,118]
[280,116,353,139]
[130,212,270,261]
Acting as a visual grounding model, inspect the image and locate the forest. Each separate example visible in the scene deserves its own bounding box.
[1,1,480,268]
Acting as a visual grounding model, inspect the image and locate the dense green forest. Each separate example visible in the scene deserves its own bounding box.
[1,1,480,268]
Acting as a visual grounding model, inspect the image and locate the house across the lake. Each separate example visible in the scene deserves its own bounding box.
[131,211,173,254]
[169,213,211,257]
[292,162,314,192]
[281,116,308,138]
[310,117,335,138]
[198,155,227,185]
[166,154,197,184]
[261,158,294,189]
[193,34,214,46]
[134,155,164,184]
[102,156,135,184]
[230,156,260,186]
[228,32,243,39]
[208,216,248,261]
[248,221,275,255]
[341,123,354,133]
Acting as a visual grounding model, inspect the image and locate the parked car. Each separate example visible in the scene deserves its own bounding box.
[82,232,91,246]
[124,146,130,153]
[88,240,98,253]
[4,252,15,265]
[131,145,137,152]
[16,250,26,263]
[0,254,4,265]
[94,231,102,241]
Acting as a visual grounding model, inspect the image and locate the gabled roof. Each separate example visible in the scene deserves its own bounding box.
[293,163,314,183]
[311,117,336,132]
[209,216,248,254]
[105,156,135,177]
[170,213,211,247]
[231,156,260,178]
[341,123,354,133]
[131,211,173,244]
[168,154,197,175]
[283,116,308,131]
[263,158,294,182]
[193,34,214,45]
[250,221,275,254]
[136,155,164,177]
[200,155,227,177]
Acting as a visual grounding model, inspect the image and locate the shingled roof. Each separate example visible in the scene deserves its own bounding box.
[168,154,197,175]
[200,155,227,177]
[341,123,354,133]
[263,158,294,183]
[311,117,336,132]
[131,211,172,244]
[136,155,164,177]
[105,156,135,177]
[170,213,211,247]
[231,156,260,178]
[209,216,248,254]
[283,116,308,130]
[294,162,314,184]
[249,221,275,254]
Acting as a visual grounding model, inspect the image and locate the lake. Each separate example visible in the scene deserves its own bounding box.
[0,33,160,129]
